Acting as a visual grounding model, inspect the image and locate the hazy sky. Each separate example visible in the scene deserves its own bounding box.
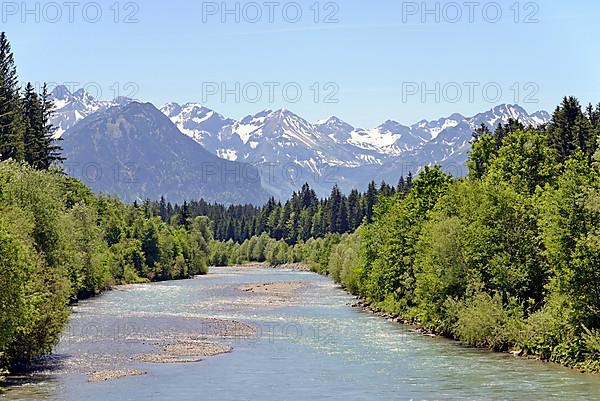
[7,0,600,127]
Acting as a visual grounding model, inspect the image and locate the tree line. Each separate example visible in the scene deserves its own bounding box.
[211,97,600,372]
[148,179,411,245]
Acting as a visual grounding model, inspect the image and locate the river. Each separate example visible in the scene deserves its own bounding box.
[2,266,599,401]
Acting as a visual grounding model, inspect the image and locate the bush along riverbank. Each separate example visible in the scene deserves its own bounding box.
[0,162,212,375]
[211,98,600,373]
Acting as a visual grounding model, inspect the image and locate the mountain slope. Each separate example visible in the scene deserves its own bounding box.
[61,102,270,204]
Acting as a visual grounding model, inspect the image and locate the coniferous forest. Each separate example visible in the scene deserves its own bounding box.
[2,28,600,380]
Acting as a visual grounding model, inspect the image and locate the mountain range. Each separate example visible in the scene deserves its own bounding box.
[51,85,551,203]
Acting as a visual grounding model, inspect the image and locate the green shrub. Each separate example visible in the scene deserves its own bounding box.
[452,292,522,351]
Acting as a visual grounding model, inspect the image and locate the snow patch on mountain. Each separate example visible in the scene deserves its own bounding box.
[49,85,133,139]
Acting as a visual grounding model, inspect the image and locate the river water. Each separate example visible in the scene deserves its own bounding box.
[2,266,599,401]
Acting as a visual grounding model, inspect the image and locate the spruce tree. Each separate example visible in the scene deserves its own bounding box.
[23,82,42,166]
[406,172,413,191]
[365,181,378,223]
[179,201,192,228]
[0,32,24,161]
[21,83,63,169]
[493,123,507,151]
[397,176,406,193]
[547,96,590,162]
[337,194,349,233]
[327,185,344,233]
[40,84,63,168]
[347,189,361,230]
[159,196,168,222]
[472,123,490,143]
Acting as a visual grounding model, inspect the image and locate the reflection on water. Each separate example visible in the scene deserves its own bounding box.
[2,266,600,401]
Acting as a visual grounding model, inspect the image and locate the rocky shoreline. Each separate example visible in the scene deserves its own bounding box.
[349,296,600,375]
[350,298,436,337]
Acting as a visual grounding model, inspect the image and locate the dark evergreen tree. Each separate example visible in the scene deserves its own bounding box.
[0,32,24,161]
[22,82,42,166]
[159,196,168,222]
[365,181,378,223]
[39,84,63,168]
[547,97,594,162]
[379,180,394,196]
[177,201,192,228]
[347,189,362,230]
[472,123,490,143]
[406,172,413,191]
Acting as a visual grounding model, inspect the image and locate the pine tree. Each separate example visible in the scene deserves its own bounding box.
[472,123,490,143]
[347,189,362,230]
[40,84,63,167]
[22,82,42,166]
[493,123,507,151]
[326,185,344,233]
[337,194,349,233]
[547,96,592,162]
[179,201,192,228]
[300,182,318,211]
[0,32,24,161]
[397,176,406,193]
[365,181,378,223]
[379,180,394,196]
[406,172,413,191]
[22,83,63,169]
[159,196,168,222]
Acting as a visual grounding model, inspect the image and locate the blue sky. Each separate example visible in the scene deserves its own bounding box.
[7,0,600,127]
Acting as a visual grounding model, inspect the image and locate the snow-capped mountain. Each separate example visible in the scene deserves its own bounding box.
[49,87,551,198]
[61,101,269,204]
[160,102,549,197]
[162,102,549,165]
[160,102,234,156]
[469,104,551,129]
[49,85,132,138]
[315,116,354,143]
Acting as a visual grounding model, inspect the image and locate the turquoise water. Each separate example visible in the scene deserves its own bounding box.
[2,267,600,401]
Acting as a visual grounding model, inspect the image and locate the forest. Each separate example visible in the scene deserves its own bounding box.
[0,33,211,377]
[147,179,404,244]
[209,98,600,372]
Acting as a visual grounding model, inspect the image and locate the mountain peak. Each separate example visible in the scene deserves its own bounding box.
[161,102,182,117]
[315,116,354,142]
[50,85,73,100]
[492,103,527,115]
[270,108,296,118]
[316,115,343,124]
[73,88,86,98]
[376,121,413,140]
[469,103,548,130]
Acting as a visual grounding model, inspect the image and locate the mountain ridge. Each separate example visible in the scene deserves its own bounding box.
[50,86,551,199]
